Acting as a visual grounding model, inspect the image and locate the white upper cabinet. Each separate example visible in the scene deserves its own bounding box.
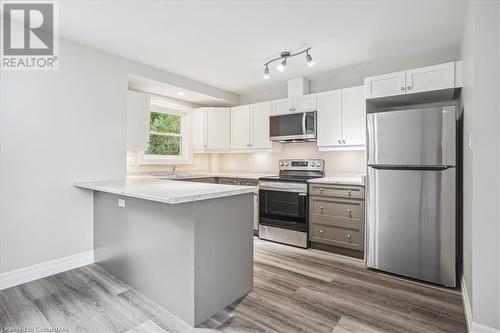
[193,107,231,151]
[293,94,317,112]
[342,86,365,146]
[405,62,455,94]
[230,102,273,150]
[251,101,273,149]
[206,108,231,150]
[272,98,292,115]
[365,61,458,99]
[231,105,252,150]
[317,86,365,150]
[317,89,342,147]
[126,90,150,151]
[192,108,206,151]
[364,71,406,99]
[271,94,317,115]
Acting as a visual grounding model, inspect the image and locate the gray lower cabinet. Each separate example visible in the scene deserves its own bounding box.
[181,177,259,232]
[309,183,365,255]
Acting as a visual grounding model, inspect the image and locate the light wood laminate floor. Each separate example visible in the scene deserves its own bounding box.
[0,238,466,333]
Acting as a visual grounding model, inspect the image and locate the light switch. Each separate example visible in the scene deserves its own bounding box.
[467,132,472,151]
[118,198,126,207]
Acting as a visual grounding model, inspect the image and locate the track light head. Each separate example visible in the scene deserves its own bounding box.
[306,52,315,67]
[277,58,287,72]
[263,66,270,79]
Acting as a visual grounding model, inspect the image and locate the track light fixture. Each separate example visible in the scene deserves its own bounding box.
[262,47,315,79]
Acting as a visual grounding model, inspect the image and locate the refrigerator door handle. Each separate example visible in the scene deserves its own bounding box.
[367,165,452,171]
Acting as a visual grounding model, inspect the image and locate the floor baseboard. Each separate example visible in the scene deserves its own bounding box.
[461,275,473,332]
[0,251,94,290]
[461,275,500,333]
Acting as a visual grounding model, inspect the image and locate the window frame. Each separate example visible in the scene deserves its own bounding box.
[137,99,193,165]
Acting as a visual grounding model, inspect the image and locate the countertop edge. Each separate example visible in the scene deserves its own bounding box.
[74,182,256,204]
[307,178,366,186]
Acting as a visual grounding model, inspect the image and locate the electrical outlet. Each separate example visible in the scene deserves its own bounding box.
[118,198,126,207]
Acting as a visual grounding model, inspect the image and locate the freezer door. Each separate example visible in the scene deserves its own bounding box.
[367,106,456,167]
[366,167,456,287]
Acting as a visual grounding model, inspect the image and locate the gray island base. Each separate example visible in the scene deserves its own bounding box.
[76,179,254,326]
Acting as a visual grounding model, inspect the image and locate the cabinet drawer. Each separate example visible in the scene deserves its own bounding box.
[310,223,364,251]
[309,183,364,199]
[310,197,364,222]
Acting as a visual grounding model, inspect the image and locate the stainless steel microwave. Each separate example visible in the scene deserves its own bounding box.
[269,111,317,142]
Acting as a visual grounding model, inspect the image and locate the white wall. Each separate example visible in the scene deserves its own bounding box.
[460,0,500,330]
[0,38,236,275]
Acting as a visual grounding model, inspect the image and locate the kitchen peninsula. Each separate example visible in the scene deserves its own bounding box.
[74,178,255,326]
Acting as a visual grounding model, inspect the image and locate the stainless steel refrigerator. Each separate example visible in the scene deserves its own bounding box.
[366,106,456,287]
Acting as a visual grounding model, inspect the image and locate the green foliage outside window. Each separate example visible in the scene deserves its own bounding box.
[146,112,182,156]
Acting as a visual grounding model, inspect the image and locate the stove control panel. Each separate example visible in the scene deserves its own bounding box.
[279,159,324,171]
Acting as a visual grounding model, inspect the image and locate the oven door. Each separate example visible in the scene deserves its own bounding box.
[259,182,308,232]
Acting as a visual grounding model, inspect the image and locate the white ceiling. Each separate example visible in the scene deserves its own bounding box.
[59,1,467,96]
[127,74,229,106]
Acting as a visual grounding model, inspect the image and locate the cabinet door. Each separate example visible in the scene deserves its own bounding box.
[293,94,317,112]
[342,86,366,146]
[251,101,272,149]
[231,105,251,150]
[316,90,342,147]
[206,108,231,150]
[272,98,292,115]
[364,71,406,99]
[192,108,206,151]
[126,90,150,151]
[405,62,455,94]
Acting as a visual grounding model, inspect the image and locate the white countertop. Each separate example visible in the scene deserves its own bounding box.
[74,178,256,204]
[308,175,365,186]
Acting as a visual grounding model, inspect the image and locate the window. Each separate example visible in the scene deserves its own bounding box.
[138,98,193,165]
[146,112,182,156]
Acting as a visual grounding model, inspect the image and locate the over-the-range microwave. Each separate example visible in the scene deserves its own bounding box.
[269,111,317,143]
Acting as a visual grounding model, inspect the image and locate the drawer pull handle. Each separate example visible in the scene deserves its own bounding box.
[347,209,352,218]
[346,234,351,240]
[320,205,324,210]
[319,188,324,192]
[347,189,352,196]
[319,229,324,233]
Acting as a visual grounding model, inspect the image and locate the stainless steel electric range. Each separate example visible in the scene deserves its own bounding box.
[258,159,324,248]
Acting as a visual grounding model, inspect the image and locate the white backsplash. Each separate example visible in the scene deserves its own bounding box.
[127,143,365,176]
[219,143,365,175]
